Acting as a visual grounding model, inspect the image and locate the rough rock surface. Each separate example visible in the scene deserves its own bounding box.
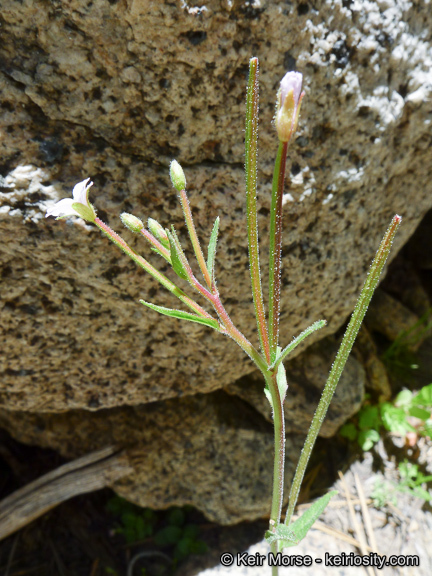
[0,0,432,522]
[0,393,304,524]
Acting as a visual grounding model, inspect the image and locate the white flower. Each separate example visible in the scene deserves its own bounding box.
[46,178,96,222]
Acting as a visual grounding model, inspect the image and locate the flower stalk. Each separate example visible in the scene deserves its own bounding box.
[268,140,288,360]
[284,214,402,526]
[94,217,213,320]
[245,57,271,365]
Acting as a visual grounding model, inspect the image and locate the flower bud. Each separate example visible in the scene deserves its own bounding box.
[169,160,186,191]
[274,71,304,143]
[148,217,170,249]
[120,212,145,233]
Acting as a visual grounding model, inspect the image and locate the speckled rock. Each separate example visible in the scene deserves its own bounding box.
[0,0,432,522]
[1,0,431,410]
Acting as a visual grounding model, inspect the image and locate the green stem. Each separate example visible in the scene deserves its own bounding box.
[178,188,213,289]
[94,217,212,320]
[264,371,285,526]
[269,141,288,361]
[262,369,285,576]
[139,228,171,263]
[210,290,268,373]
[245,56,271,364]
[285,214,402,525]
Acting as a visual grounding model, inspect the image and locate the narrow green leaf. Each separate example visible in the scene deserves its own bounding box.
[271,320,326,371]
[285,215,402,526]
[167,228,189,280]
[140,300,219,330]
[245,57,271,363]
[207,216,220,283]
[280,491,338,549]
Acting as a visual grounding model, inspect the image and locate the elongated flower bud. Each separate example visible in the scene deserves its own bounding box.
[274,71,304,143]
[148,217,170,249]
[120,212,145,233]
[169,160,186,191]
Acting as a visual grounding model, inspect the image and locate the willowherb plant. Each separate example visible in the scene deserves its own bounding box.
[45,57,401,574]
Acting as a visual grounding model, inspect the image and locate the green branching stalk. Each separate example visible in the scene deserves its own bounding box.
[178,188,213,289]
[209,290,268,373]
[284,214,402,526]
[268,140,288,361]
[245,57,271,364]
[94,217,213,320]
[139,228,171,263]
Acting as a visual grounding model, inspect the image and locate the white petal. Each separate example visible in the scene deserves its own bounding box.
[72,178,93,205]
[45,198,80,218]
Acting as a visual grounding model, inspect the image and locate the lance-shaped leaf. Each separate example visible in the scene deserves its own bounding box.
[140,301,220,330]
[270,320,326,372]
[207,216,220,284]
[266,491,337,549]
[166,227,189,281]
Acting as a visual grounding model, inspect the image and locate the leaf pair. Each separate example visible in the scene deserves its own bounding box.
[265,491,337,550]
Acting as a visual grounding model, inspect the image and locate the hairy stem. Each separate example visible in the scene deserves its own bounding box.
[139,228,171,263]
[285,215,402,525]
[268,141,288,361]
[245,56,271,364]
[178,188,213,289]
[210,290,268,373]
[94,217,212,319]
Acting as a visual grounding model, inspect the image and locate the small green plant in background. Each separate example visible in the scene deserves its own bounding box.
[107,496,157,544]
[340,383,432,451]
[382,307,432,382]
[45,57,402,574]
[371,460,432,508]
[107,497,207,563]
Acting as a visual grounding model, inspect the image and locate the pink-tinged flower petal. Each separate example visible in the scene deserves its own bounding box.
[275,71,305,142]
[72,178,93,205]
[46,198,81,219]
[280,71,303,107]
